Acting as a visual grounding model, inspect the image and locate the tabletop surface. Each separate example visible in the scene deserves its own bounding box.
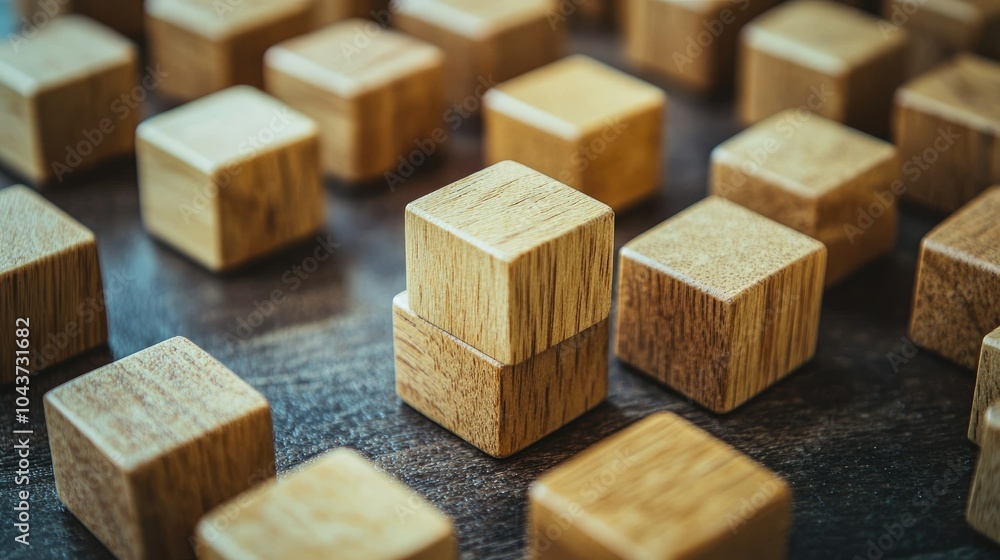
[1,19,998,560]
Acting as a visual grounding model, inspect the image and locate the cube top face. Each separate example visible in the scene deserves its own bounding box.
[896,54,1000,132]
[266,20,444,97]
[714,110,896,198]
[743,0,905,75]
[407,161,613,262]
[622,197,826,301]
[146,0,312,39]
[44,336,269,470]
[0,14,135,95]
[532,412,790,558]
[394,0,552,37]
[137,86,318,175]
[486,55,666,139]
[199,449,456,559]
[923,186,1000,268]
[0,186,95,275]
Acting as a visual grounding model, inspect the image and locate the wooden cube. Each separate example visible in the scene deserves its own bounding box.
[146,0,312,101]
[529,412,792,559]
[909,187,1000,369]
[312,0,372,27]
[0,15,138,183]
[615,197,826,413]
[970,327,1000,444]
[711,110,899,286]
[136,86,324,272]
[737,0,908,136]
[893,54,1000,212]
[195,448,457,559]
[44,336,275,560]
[883,0,1000,74]
[393,0,564,105]
[265,20,444,183]
[393,292,608,458]
[12,0,72,24]
[1,186,106,380]
[968,403,1000,544]
[625,0,778,92]
[405,160,614,364]
[484,55,666,210]
[74,0,145,37]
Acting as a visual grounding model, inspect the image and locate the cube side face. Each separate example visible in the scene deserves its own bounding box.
[971,330,1000,444]
[146,17,230,101]
[217,136,324,270]
[614,253,734,412]
[528,497,618,560]
[710,158,821,237]
[37,61,140,183]
[0,241,107,379]
[136,137,224,270]
[737,42,846,126]
[843,42,908,136]
[498,319,609,457]
[393,13,478,104]
[726,249,825,411]
[227,10,312,91]
[45,398,142,560]
[909,244,1000,369]
[967,409,1000,542]
[0,82,43,182]
[129,406,275,560]
[483,105,581,189]
[392,294,504,456]
[485,14,563,89]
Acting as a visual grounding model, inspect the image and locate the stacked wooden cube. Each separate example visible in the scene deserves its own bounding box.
[394,160,613,457]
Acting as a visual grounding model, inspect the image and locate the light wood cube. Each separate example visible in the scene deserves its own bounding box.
[12,0,72,24]
[737,0,908,136]
[74,0,145,37]
[968,403,1000,544]
[1,186,106,380]
[883,0,1000,74]
[529,412,792,559]
[136,86,324,272]
[265,20,444,183]
[146,0,312,101]
[711,110,899,286]
[484,55,666,211]
[393,0,564,105]
[0,15,138,183]
[44,336,275,560]
[894,54,1000,212]
[195,448,457,559]
[405,160,614,364]
[625,0,779,92]
[970,327,1000,444]
[312,0,373,27]
[615,197,826,413]
[909,187,1000,369]
[393,292,608,458]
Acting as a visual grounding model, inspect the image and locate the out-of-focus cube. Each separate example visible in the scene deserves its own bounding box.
[484,55,665,210]
[74,0,145,37]
[883,0,1000,74]
[970,327,1000,444]
[968,403,1000,544]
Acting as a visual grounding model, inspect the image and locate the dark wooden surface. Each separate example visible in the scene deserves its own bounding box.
[2,20,1000,560]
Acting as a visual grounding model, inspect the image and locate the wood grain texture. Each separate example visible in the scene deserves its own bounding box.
[710,110,899,286]
[195,448,457,560]
[970,327,1000,444]
[909,186,1000,370]
[615,197,826,413]
[893,53,1000,213]
[0,14,138,184]
[0,185,106,381]
[265,20,445,183]
[392,0,564,105]
[145,0,312,101]
[624,0,779,93]
[483,55,665,211]
[73,0,145,38]
[393,292,607,458]
[529,412,792,559]
[967,404,1000,543]
[136,86,325,272]
[737,0,908,136]
[43,336,275,560]
[883,0,1000,74]
[405,160,614,364]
